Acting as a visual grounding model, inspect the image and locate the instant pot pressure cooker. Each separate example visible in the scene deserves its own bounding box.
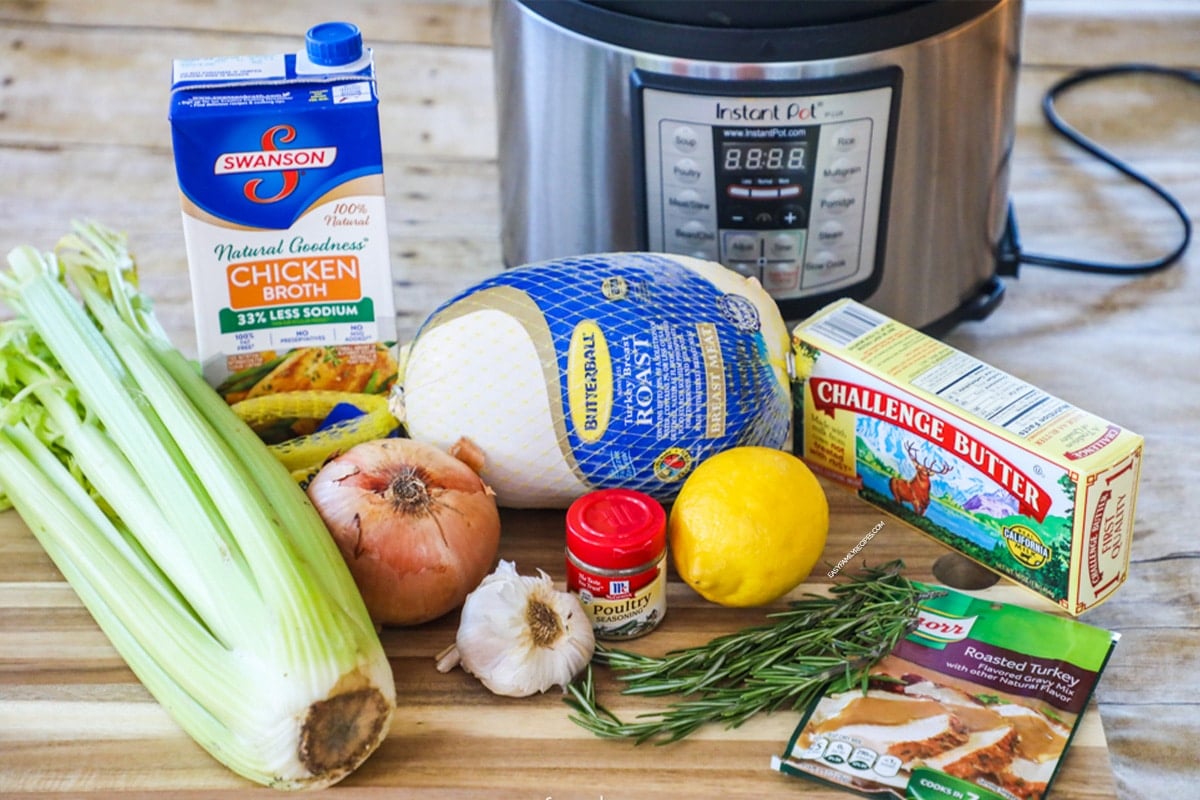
[492,0,1024,331]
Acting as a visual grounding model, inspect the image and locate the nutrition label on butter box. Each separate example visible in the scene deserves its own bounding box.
[802,301,1074,440]
[910,350,1072,438]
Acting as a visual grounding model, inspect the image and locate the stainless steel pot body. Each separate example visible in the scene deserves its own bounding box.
[492,0,1023,330]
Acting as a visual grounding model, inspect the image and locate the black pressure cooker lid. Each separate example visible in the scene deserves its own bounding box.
[519,0,1002,61]
[584,1,927,29]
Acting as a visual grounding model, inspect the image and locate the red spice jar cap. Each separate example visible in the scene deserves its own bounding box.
[566,488,667,570]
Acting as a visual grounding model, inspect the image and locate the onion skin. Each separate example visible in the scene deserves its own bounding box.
[306,437,502,626]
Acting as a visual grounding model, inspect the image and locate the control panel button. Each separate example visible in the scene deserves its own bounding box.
[810,250,847,270]
[831,125,863,152]
[818,189,856,214]
[768,233,801,260]
[668,188,711,216]
[672,158,702,183]
[824,157,863,183]
[728,185,752,199]
[807,250,843,274]
[675,219,715,244]
[672,125,699,153]
[815,219,846,245]
[780,205,806,227]
[763,261,801,293]
[802,248,857,289]
[725,233,759,260]
[726,204,750,225]
[727,261,759,279]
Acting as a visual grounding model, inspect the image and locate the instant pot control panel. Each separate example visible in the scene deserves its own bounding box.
[636,69,900,316]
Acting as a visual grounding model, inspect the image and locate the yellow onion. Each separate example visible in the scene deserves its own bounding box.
[306,436,501,626]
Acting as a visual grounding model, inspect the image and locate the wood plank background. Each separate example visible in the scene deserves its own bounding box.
[1,1,1198,797]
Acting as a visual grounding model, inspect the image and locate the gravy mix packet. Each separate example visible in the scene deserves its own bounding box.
[790,300,1142,615]
[772,584,1118,800]
[169,22,398,403]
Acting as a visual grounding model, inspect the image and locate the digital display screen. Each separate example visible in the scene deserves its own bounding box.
[721,142,807,173]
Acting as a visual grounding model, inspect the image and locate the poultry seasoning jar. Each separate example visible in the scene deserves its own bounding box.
[565,488,667,640]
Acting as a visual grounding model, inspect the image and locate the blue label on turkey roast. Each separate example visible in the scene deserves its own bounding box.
[409,253,791,505]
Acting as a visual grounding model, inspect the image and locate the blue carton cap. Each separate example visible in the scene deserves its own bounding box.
[306,22,364,66]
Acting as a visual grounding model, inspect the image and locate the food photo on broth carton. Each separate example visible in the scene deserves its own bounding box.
[9,10,1190,798]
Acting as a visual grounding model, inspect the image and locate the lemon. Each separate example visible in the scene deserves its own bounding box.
[668,446,829,607]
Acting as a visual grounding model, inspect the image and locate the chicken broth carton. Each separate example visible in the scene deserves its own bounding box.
[790,300,1142,615]
[169,22,398,402]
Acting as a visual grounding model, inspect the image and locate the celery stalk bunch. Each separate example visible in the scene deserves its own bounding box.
[0,222,396,789]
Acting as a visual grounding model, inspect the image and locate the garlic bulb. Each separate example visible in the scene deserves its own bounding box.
[436,560,595,697]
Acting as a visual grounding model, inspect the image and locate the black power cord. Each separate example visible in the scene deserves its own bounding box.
[1016,63,1200,275]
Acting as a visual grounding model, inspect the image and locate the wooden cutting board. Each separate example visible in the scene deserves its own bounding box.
[0,487,1120,798]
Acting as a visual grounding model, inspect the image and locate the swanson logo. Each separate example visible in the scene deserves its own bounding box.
[214,124,337,204]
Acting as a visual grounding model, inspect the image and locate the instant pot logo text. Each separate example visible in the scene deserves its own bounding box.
[714,101,818,122]
[214,124,338,204]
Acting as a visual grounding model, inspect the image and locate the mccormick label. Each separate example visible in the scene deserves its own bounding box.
[566,552,668,640]
[790,300,1142,615]
[565,487,669,640]
[169,27,397,402]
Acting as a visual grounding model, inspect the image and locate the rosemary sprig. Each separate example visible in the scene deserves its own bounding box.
[565,560,939,744]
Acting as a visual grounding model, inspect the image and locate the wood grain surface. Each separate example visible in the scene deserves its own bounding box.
[1,1,1198,798]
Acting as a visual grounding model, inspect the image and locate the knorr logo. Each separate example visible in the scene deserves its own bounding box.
[913,609,977,645]
[214,125,338,204]
[1004,524,1051,569]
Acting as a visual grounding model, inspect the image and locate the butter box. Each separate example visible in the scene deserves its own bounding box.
[790,299,1142,615]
